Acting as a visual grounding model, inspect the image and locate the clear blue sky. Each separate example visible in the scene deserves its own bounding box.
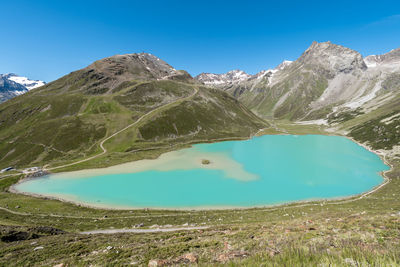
[1,0,400,81]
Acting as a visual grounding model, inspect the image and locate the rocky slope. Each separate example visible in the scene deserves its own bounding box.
[0,74,45,103]
[0,53,265,169]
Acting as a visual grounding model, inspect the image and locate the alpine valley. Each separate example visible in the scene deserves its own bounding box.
[0,42,399,266]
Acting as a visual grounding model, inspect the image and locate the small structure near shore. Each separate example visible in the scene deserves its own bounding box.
[1,167,14,173]
[22,167,49,178]
[23,167,40,174]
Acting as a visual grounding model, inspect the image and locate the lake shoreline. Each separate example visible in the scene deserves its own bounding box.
[9,132,392,212]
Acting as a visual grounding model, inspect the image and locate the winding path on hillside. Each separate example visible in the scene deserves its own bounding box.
[81,226,208,235]
[46,85,199,171]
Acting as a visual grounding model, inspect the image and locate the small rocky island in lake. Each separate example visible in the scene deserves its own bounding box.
[201,159,211,165]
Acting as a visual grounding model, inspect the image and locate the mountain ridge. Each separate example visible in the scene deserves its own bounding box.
[194,41,399,126]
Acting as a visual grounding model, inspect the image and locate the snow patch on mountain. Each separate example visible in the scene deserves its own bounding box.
[0,73,45,103]
[5,73,46,90]
[195,60,292,86]
[196,70,251,86]
[364,55,380,68]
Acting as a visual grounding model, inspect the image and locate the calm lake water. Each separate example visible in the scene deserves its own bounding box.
[15,135,389,209]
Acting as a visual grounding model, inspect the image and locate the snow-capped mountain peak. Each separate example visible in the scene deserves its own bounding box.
[225,70,252,82]
[0,73,46,103]
[4,73,45,90]
[195,70,251,86]
[195,60,293,87]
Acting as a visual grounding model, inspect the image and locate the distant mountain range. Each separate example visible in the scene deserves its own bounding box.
[0,42,398,169]
[0,73,45,103]
[195,60,293,87]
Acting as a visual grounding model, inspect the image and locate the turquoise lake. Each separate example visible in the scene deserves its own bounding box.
[15,135,389,209]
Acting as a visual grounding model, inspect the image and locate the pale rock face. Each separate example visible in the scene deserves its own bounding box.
[364,55,381,68]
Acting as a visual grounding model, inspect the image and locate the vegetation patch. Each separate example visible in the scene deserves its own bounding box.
[327,108,364,124]
[350,111,400,149]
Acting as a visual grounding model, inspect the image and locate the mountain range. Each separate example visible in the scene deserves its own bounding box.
[0,42,399,169]
[195,41,400,123]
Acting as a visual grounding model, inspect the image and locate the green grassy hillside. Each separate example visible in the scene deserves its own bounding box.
[0,65,265,170]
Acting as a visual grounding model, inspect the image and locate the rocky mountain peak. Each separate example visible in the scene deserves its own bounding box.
[299,41,367,73]
[88,52,179,81]
[225,70,251,81]
[0,74,27,91]
[136,53,178,77]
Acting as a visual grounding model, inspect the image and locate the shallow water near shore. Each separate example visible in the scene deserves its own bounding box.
[15,135,389,209]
